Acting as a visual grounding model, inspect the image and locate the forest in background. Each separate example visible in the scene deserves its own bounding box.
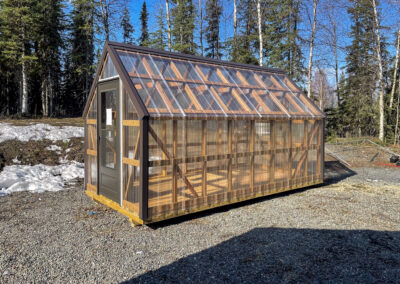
[0,0,399,143]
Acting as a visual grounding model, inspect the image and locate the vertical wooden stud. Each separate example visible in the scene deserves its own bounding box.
[269,120,275,184]
[250,120,255,191]
[172,120,178,204]
[161,120,167,176]
[227,120,232,193]
[139,117,149,220]
[218,120,222,154]
[288,120,293,187]
[304,120,309,179]
[202,120,207,198]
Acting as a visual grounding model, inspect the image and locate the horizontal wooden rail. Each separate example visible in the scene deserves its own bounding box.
[148,145,320,167]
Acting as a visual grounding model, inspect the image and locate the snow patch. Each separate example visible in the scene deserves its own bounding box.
[0,162,84,196]
[12,157,21,164]
[46,145,62,152]
[0,123,83,143]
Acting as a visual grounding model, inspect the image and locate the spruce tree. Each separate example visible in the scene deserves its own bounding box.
[171,0,197,54]
[0,0,36,115]
[33,0,64,116]
[343,0,387,136]
[139,1,149,46]
[205,0,222,59]
[263,0,304,83]
[64,0,96,116]
[234,0,258,65]
[149,5,167,50]
[121,7,134,44]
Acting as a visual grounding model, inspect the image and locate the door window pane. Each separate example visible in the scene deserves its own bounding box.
[101,90,117,169]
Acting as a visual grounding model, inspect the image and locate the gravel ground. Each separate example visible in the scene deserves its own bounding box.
[0,166,400,283]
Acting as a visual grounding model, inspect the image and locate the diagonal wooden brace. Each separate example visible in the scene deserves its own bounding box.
[148,125,199,198]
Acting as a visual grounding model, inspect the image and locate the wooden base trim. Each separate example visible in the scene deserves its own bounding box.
[85,190,144,225]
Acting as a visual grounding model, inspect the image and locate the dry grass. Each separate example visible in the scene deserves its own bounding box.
[0,117,83,127]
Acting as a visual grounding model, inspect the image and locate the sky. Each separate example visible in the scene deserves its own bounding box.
[66,0,400,86]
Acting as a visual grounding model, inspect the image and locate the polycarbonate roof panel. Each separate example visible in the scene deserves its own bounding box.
[116,49,322,118]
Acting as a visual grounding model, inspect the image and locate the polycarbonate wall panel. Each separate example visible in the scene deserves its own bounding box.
[146,118,323,219]
[116,49,323,119]
[122,85,140,215]
[85,92,98,192]
[101,55,118,79]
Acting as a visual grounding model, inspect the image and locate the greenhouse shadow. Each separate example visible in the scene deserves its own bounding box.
[123,227,400,283]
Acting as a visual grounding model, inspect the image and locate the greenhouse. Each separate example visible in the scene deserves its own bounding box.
[83,41,325,224]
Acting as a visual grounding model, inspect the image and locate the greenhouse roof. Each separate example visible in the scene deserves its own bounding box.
[84,41,324,119]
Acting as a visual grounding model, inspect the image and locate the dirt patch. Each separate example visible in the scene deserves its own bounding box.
[0,137,84,169]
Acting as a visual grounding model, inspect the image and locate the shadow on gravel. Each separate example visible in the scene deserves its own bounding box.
[324,160,357,184]
[148,161,356,229]
[124,227,400,283]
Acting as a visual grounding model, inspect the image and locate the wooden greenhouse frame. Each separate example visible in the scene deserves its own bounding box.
[83,42,325,225]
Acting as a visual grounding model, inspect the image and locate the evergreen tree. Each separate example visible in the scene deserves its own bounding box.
[233,0,257,64]
[64,0,96,116]
[33,0,64,116]
[121,6,134,44]
[171,0,197,54]
[0,0,36,115]
[204,0,222,59]
[342,0,385,136]
[264,0,304,83]
[139,1,149,46]
[149,5,167,50]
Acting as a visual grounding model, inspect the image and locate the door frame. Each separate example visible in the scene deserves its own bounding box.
[97,78,122,205]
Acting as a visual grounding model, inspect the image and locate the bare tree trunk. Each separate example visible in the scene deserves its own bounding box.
[21,32,28,115]
[233,0,237,59]
[330,5,339,101]
[257,0,263,66]
[199,0,203,56]
[372,0,385,141]
[390,28,400,109]
[100,0,110,41]
[166,0,171,51]
[395,92,399,144]
[41,79,47,117]
[307,0,318,98]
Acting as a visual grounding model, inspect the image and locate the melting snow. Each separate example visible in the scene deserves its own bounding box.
[0,162,84,196]
[0,123,83,143]
[46,145,62,152]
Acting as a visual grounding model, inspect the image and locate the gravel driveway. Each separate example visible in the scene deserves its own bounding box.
[1,165,400,283]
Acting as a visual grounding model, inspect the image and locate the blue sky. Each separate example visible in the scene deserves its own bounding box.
[67,0,400,85]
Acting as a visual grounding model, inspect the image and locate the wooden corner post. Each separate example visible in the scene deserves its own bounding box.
[139,117,149,220]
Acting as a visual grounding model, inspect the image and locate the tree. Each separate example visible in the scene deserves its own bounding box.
[343,0,382,137]
[198,0,204,56]
[256,0,263,66]
[0,0,36,115]
[34,0,64,116]
[149,5,167,50]
[389,28,400,109]
[372,0,385,141]
[205,0,222,59]
[64,0,96,116]
[166,0,172,51]
[264,0,305,82]
[307,0,318,98]
[121,6,134,44]
[139,1,149,46]
[171,0,197,54]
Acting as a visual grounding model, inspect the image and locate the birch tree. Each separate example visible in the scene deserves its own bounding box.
[390,27,400,109]
[307,0,318,98]
[372,0,385,141]
[166,0,172,51]
[256,0,263,66]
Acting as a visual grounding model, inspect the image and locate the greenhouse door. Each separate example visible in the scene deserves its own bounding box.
[98,80,121,203]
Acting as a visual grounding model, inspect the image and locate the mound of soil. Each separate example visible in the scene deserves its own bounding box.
[0,137,84,167]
